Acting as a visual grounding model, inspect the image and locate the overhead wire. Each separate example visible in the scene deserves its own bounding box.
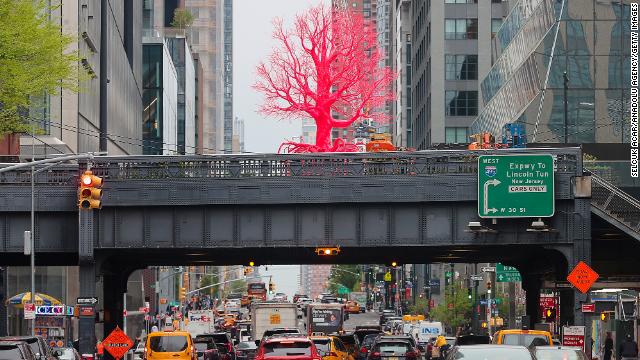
[9,114,261,156]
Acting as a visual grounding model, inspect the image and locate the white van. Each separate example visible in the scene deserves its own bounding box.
[412,321,443,344]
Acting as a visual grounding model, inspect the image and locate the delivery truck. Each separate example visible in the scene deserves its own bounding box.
[250,303,298,340]
[306,303,344,335]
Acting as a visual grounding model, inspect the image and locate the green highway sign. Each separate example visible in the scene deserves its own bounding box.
[496,263,522,282]
[337,285,350,295]
[478,154,554,218]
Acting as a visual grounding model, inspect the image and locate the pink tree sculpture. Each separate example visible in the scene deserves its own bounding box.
[254,4,395,153]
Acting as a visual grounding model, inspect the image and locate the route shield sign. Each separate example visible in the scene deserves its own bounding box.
[478,155,554,218]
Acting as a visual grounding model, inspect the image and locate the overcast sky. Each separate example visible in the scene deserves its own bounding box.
[233,0,330,298]
[233,0,329,154]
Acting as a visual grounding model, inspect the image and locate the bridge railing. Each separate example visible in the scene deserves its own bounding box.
[591,173,640,233]
[0,148,580,183]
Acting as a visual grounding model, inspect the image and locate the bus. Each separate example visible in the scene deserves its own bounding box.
[247,282,267,301]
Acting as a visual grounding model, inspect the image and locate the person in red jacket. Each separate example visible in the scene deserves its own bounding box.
[96,340,104,359]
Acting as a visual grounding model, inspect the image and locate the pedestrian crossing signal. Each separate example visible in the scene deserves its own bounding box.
[545,307,556,322]
[269,282,275,294]
[78,170,103,209]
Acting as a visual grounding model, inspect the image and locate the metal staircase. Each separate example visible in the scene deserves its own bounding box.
[590,173,640,241]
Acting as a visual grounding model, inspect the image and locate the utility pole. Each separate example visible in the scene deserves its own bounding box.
[563,71,569,143]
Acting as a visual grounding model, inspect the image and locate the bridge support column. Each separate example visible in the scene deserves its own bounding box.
[0,267,7,336]
[78,263,97,356]
[571,196,592,357]
[78,208,97,355]
[522,275,541,329]
[102,270,126,338]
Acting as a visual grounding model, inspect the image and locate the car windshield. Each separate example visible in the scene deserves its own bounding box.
[312,339,331,354]
[239,342,257,350]
[502,334,549,347]
[339,336,356,345]
[376,343,409,354]
[0,346,23,359]
[264,341,312,357]
[195,343,209,352]
[362,336,378,348]
[149,335,189,352]
[24,339,40,355]
[457,347,533,359]
[535,349,584,360]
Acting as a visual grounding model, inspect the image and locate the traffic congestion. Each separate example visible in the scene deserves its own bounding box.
[0,289,597,360]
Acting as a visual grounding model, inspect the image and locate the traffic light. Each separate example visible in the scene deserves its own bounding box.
[486,281,492,291]
[545,307,556,322]
[243,267,253,276]
[468,288,472,299]
[316,247,340,256]
[391,261,398,267]
[78,170,103,209]
[249,261,255,267]
[179,287,187,301]
[268,282,275,294]
[601,312,609,322]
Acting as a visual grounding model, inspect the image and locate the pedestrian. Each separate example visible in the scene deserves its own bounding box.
[618,333,638,360]
[603,332,613,360]
[96,340,104,360]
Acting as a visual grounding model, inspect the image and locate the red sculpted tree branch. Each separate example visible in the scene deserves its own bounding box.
[254,4,395,152]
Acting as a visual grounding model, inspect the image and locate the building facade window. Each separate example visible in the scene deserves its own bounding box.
[445,19,478,40]
[491,19,502,38]
[445,55,478,80]
[445,90,478,116]
[445,127,469,143]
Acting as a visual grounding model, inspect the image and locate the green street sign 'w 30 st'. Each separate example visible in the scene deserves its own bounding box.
[478,154,554,218]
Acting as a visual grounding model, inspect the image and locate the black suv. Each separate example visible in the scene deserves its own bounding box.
[197,333,237,360]
[368,338,419,360]
[1,336,55,360]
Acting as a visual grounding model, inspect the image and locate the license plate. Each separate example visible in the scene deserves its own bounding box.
[389,357,398,360]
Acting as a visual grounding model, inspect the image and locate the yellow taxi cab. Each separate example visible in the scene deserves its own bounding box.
[223,313,237,328]
[492,329,553,347]
[345,301,360,314]
[144,330,196,360]
[310,335,352,360]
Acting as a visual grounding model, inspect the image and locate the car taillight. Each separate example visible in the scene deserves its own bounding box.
[227,343,234,352]
[369,352,381,360]
[360,347,368,353]
[405,351,417,359]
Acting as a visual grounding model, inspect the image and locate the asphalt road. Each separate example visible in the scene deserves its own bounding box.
[343,310,380,331]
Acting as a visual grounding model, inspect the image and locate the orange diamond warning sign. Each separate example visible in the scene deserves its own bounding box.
[567,261,599,294]
[103,326,133,360]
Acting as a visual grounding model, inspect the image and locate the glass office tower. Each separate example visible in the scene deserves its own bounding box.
[471,0,631,145]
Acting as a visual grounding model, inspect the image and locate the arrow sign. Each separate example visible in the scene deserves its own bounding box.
[77,297,98,305]
[481,267,495,272]
[483,179,501,215]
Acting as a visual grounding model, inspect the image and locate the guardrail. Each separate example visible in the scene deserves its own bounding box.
[0,148,580,184]
[591,173,640,238]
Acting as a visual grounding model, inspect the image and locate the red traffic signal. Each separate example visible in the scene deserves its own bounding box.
[78,170,103,209]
